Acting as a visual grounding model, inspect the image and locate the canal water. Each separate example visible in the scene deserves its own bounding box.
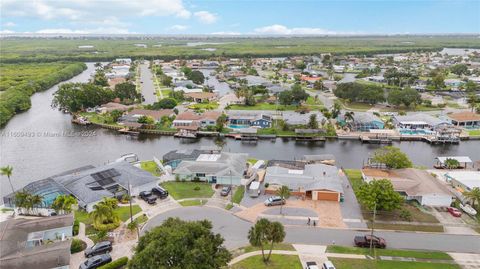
[1,63,479,198]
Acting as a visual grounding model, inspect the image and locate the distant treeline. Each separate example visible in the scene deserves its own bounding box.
[0,62,86,126]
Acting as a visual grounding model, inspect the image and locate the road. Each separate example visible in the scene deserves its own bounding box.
[139,61,157,105]
[144,206,480,253]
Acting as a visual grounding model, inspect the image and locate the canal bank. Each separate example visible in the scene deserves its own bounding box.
[1,63,479,198]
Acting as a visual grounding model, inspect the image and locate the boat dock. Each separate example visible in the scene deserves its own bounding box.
[360,135,393,144]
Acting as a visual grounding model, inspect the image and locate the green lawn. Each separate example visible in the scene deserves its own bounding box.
[305,96,324,106]
[240,243,296,253]
[326,246,452,260]
[468,129,480,136]
[140,161,161,176]
[179,199,206,206]
[231,254,302,269]
[74,205,142,224]
[134,214,148,224]
[344,169,440,230]
[188,102,219,110]
[328,258,460,269]
[232,186,245,204]
[161,181,214,200]
[247,158,258,164]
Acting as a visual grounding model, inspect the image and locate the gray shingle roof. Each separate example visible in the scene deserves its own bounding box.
[265,164,343,193]
[173,152,248,177]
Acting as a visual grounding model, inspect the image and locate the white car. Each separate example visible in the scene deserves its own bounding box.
[305,261,319,269]
[460,204,477,216]
[322,261,336,269]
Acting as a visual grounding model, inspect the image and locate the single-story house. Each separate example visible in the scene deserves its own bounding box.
[362,168,454,206]
[97,102,134,114]
[282,112,325,126]
[173,111,222,129]
[108,77,127,89]
[4,162,159,212]
[220,93,245,106]
[338,112,384,132]
[228,113,272,128]
[448,112,480,128]
[264,163,344,201]
[119,109,174,124]
[173,152,248,185]
[444,171,480,192]
[0,215,73,269]
[184,92,217,103]
[393,113,450,130]
[163,148,221,169]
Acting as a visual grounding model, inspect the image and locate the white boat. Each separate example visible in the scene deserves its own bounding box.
[460,204,477,216]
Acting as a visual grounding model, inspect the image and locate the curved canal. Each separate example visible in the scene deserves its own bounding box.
[1,63,479,198]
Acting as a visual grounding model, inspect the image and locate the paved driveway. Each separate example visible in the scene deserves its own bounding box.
[143,206,480,253]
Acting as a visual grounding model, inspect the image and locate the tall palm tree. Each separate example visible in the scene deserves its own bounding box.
[247,218,286,263]
[344,111,355,123]
[1,166,14,195]
[463,187,480,209]
[276,186,291,215]
[90,203,114,226]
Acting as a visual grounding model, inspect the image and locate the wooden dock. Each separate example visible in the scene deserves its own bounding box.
[360,135,392,144]
[118,128,140,136]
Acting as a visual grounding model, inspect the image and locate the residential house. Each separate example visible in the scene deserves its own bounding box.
[173,111,222,130]
[163,148,221,169]
[97,102,134,114]
[108,77,126,89]
[264,162,344,201]
[228,112,272,128]
[184,92,217,103]
[220,93,245,106]
[444,171,480,193]
[393,113,450,130]
[0,215,74,269]
[118,109,174,124]
[3,161,159,212]
[362,168,453,206]
[173,152,248,185]
[338,112,384,132]
[448,112,480,128]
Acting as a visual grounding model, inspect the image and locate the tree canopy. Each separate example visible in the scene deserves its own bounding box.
[372,146,412,169]
[334,82,385,105]
[129,217,231,269]
[151,98,178,109]
[357,179,404,211]
[248,218,286,263]
[114,82,141,102]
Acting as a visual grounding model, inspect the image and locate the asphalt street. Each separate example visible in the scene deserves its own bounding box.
[140,61,157,105]
[144,206,480,253]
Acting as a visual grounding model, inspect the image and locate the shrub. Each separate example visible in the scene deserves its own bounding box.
[264,183,270,188]
[399,209,412,222]
[70,238,87,254]
[175,174,180,182]
[98,257,128,269]
[194,186,201,191]
[72,220,80,236]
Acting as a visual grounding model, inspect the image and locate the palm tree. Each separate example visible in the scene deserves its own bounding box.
[463,187,480,209]
[14,190,29,212]
[29,194,43,214]
[247,218,286,263]
[276,186,291,215]
[89,197,119,229]
[467,94,479,112]
[52,195,78,214]
[1,166,15,195]
[344,111,355,123]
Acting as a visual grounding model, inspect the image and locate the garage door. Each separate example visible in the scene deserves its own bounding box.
[316,191,339,201]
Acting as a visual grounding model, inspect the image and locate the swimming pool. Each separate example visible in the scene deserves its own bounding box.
[228,124,250,129]
[399,129,434,135]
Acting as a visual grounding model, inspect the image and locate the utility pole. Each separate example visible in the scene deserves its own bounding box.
[230,170,233,206]
[127,179,139,238]
[369,201,377,258]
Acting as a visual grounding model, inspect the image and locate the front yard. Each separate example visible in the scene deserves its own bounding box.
[74,205,142,235]
[160,181,215,200]
[328,258,460,269]
[231,254,302,269]
[140,160,161,176]
[344,169,441,232]
[326,246,452,260]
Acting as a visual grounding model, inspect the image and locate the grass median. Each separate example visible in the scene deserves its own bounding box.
[231,254,302,269]
[326,245,452,260]
[328,258,460,269]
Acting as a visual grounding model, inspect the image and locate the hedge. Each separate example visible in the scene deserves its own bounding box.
[97,257,128,269]
[73,220,80,236]
[70,238,87,254]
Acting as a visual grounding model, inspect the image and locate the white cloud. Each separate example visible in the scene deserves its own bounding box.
[35,27,133,34]
[0,29,15,34]
[254,24,361,35]
[168,25,189,31]
[194,11,218,24]
[211,31,241,35]
[3,22,16,27]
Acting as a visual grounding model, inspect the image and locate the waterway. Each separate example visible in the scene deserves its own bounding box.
[1,63,479,198]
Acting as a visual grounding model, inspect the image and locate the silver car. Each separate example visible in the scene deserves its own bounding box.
[264,196,285,206]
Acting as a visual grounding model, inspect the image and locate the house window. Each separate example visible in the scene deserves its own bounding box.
[196,173,206,177]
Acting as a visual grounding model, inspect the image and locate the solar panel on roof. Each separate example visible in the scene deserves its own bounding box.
[91,169,120,186]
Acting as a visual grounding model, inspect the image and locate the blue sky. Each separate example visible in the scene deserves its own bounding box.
[1,0,479,35]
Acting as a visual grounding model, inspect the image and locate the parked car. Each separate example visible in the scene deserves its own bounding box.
[79,254,112,269]
[354,235,386,248]
[220,185,232,196]
[264,196,286,206]
[139,191,157,204]
[305,261,319,269]
[447,207,462,217]
[152,186,169,199]
[460,204,477,216]
[84,241,113,258]
[322,261,336,269]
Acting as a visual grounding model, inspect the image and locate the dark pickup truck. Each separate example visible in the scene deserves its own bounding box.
[354,235,386,248]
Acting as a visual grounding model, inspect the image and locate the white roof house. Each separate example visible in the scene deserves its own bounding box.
[445,171,480,192]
